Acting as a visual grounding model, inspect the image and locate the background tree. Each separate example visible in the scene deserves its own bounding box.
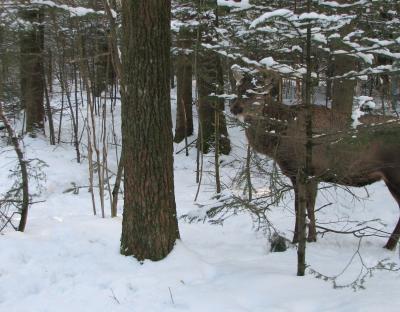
[196,0,231,155]
[20,6,45,134]
[173,4,195,144]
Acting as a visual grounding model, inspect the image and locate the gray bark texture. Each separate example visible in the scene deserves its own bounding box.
[120,0,180,261]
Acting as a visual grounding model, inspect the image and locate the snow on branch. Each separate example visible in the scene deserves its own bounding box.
[30,0,114,17]
[259,57,306,78]
[250,9,293,29]
[331,65,400,81]
[250,8,354,29]
[217,0,251,10]
[317,0,368,9]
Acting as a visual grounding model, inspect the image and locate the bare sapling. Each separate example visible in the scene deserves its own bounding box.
[0,102,29,232]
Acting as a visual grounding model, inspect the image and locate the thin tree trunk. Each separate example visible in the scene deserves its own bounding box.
[87,116,97,216]
[47,49,53,93]
[77,30,105,217]
[111,153,123,218]
[43,75,55,145]
[57,88,64,144]
[214,107,221,194]
[58,68,80,163]
[84,74,105,218]
[246,144,252,201]
[297,0,313,277]
[0,104,29,232]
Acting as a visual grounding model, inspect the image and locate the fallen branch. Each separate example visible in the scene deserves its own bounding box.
[316,224,391,238]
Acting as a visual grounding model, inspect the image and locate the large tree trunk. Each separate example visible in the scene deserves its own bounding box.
[174,26,193,143]
[120,0,180,261]
[20,8,45,134]
[330,0,356,120]
[331,46,356,118]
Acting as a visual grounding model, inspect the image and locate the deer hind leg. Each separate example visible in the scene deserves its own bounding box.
[383,175,400,250]
[292,177,318,243]
[306,180,318,242]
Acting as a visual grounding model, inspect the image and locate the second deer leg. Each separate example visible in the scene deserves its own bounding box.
[383,174,400,250]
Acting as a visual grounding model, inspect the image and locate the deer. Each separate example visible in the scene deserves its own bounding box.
[230,70,400,250]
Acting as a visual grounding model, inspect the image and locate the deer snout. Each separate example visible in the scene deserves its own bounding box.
[230,99,244,116]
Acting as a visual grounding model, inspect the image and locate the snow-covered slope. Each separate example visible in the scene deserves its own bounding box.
[0,93,399,311]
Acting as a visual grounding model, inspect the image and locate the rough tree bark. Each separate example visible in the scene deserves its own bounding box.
[120,0,180,261]
[330,0,356,120]
[331,40,356,118]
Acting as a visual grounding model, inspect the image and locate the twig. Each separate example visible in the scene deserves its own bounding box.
[168,287,175,305]
[309,238,400,290]
[316,224,391,238]
[175,139,197,155]
[109,288,120,304]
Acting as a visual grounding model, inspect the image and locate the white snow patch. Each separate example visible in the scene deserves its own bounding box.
[217,0,251,10]
[250,9,293,29]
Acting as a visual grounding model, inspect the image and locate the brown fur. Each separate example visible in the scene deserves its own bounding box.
[231,99,400,250]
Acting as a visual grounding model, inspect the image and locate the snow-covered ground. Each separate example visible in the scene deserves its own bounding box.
[0,90,399,312]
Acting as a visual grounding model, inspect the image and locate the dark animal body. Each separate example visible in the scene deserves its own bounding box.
[231,99,400,250]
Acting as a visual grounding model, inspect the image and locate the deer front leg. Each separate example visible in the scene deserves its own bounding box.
[292,177,318,243]
[385,218,400,250]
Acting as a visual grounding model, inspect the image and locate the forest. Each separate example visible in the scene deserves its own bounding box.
[1,0,400,311]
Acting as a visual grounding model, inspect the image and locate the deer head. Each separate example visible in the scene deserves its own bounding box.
[230,65,283,121]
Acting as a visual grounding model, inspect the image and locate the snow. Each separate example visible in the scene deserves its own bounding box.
[259,56,305,78]
[1,88,400,311]
[355,52,374,65]
[217,0,251,10]
[250,8,354,30]
[351,105,365,128]
[250,9,293,29]
[260,56,277,68]
[30,0,108,17]
[317,0,368,8]
[313,33,327,44]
